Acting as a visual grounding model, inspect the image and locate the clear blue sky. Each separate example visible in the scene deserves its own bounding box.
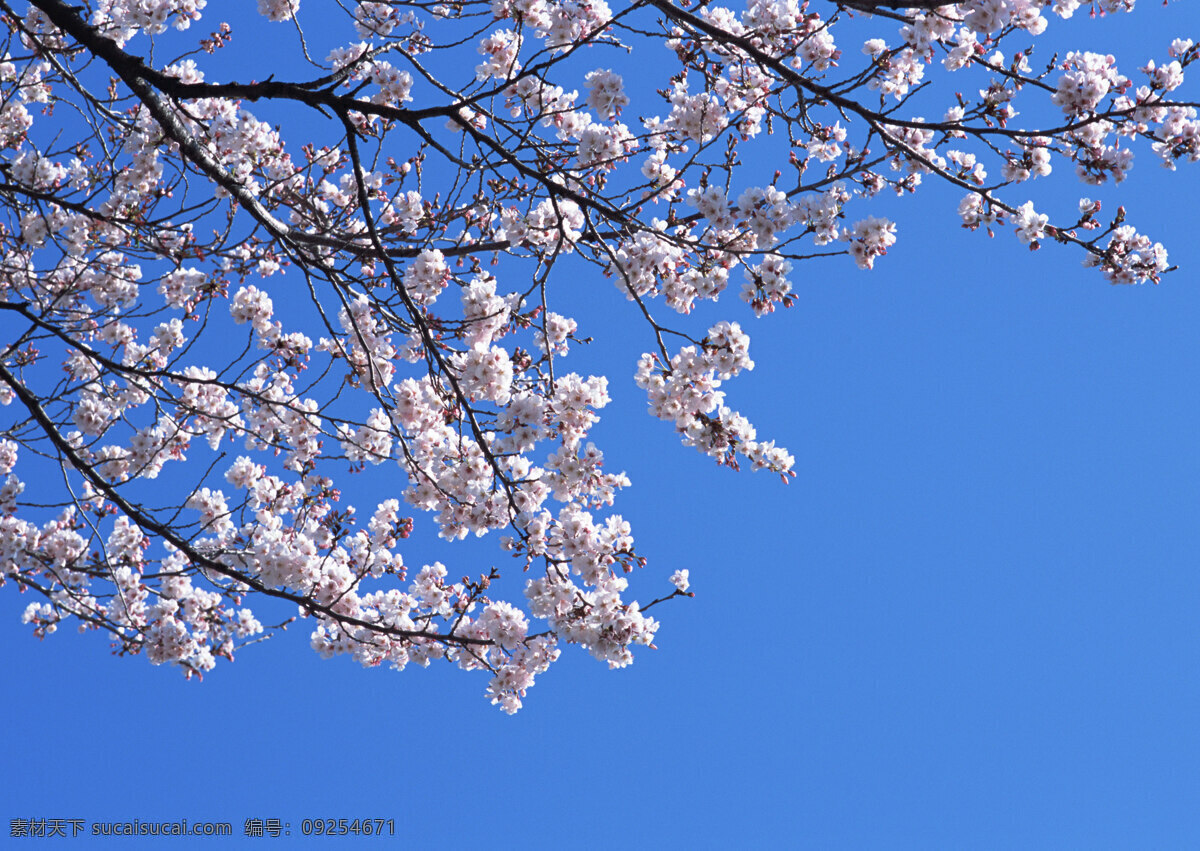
[4,1,1200,847]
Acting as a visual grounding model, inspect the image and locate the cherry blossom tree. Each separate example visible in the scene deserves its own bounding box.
[0,0,1192,711]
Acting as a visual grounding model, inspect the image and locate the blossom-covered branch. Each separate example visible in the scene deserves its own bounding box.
[0,0,1193,711]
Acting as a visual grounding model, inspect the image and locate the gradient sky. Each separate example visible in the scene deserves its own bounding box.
[4,1,1200,847]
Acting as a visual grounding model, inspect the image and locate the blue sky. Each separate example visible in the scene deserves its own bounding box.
[4,1,1200,847]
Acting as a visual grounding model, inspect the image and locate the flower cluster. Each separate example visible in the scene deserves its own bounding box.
[635,322,793,476]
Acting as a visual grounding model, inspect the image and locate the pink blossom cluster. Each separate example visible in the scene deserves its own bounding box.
[585,69,629,119]
[635,322,793,476]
